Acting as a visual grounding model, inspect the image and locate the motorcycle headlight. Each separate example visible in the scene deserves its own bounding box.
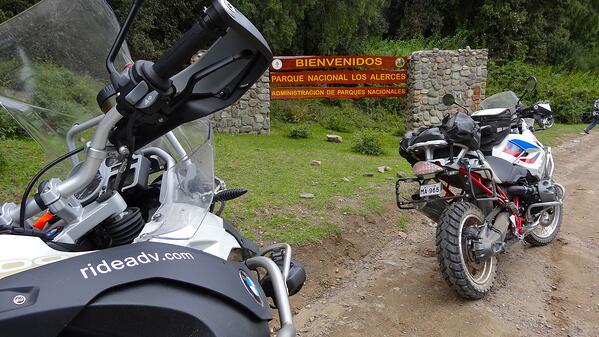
[534,104,539,110]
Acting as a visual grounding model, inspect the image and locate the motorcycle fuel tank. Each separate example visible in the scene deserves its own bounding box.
[0,241,272,337]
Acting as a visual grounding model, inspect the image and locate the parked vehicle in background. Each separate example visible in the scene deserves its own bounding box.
[396,77,563,299]
[518,100,555,130]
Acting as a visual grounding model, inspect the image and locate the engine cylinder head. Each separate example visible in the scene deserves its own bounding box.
[537,180,558,202]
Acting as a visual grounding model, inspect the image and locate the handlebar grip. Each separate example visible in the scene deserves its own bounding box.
[152,20,218,81]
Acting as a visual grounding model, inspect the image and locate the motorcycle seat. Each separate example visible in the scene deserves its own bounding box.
[485,156,530,184]
[411,127,446,143]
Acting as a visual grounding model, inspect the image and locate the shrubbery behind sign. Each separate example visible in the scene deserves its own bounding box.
[270,56,408,100]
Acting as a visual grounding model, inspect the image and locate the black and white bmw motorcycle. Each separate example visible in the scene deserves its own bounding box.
[397,77,564,299]
[519,100,555,130]
[0,0,304,336]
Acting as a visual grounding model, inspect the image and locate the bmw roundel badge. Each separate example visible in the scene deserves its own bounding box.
[239,270,263,305]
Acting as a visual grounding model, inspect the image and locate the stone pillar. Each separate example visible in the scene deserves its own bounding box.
[211,70,271,134]
[407,48,488,129]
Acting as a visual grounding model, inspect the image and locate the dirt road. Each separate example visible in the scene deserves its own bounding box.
[291,133,599,337]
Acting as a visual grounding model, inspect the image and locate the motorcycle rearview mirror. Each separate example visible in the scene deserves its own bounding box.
[526,76,538,92]
[442,94,456,106]
[442,93,470,114]
[518,75,537,104]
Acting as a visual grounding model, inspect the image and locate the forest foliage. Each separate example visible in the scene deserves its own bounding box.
[1,0,596,71]
[0,0,597,132]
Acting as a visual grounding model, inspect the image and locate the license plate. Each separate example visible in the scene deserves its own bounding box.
[420,183,442,197]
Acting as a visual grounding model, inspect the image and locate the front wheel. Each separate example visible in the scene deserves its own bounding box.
[436,202,497,299]
[525,185,563,246]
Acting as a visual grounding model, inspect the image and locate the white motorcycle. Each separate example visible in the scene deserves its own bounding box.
[0,0,304,336]
[397,76,564,299]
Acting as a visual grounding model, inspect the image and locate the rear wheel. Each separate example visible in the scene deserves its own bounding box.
[543,116,555,129]
[436,202,497,299]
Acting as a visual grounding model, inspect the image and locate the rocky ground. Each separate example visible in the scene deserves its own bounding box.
[286,132,599,337]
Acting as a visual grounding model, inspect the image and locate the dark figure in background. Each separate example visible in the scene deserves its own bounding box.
[583,99,599,134]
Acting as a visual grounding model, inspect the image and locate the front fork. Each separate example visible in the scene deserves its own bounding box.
[246,253,295,337]
[246,243,305,337]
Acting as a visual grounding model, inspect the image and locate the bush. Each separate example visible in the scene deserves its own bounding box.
[271,100,321,123]
[288,125,311,139]
[0,112,26,139]
[0,61,102,144]
[392,124,407,137]
[351,130,384,156]
[271,98,407,134]
[321,109,354,133]
[356,33,473,57]
[487,61,599,123]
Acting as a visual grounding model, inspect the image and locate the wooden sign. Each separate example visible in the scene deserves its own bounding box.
[271,87,407,100]
[270,70,408,85]
[269,55,409,100]
[270,56,408,71]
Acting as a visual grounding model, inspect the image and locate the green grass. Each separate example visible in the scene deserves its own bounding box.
[0,139,43,201]
[339,205,368,217]
[0,122,584,245]
[264,214,340,245]
[215,122,410,243]
[363,194,385,216]
[395,216,409,231]
[534,124,586,146]
[271,98,406,135]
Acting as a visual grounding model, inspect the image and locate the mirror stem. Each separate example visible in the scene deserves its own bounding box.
[106,0,145,87]
[454,102,470,114]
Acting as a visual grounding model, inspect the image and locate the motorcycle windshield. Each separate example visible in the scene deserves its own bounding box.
[0,0,132,162]
[478,91,519,113]
[0,0,214,241]
[137,118,214,242]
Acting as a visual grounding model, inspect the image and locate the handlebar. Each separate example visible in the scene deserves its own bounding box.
[9,107,123,226]
[152,6,227,81]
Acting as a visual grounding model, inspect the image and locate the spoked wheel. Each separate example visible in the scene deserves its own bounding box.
[543,116,555,129]
[525,185,563,246]
[436,202,497,299]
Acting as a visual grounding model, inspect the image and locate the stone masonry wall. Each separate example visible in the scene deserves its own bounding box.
[407,48,488,128]
[211,71,270,134]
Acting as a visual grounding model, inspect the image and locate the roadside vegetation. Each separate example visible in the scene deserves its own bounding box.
[357,38,599,124]
[213,123,410,243]
[0,122,583,244]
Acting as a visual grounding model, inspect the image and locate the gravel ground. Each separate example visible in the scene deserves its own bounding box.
[289,132,599,337]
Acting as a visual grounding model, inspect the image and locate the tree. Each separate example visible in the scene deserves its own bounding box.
[1,0,597,71]
[234,0,388,55]
[473,0,530,62]
[0,0,38,23]
[233,0,316,54]
[300,0,388,54]
[107,0,211,60]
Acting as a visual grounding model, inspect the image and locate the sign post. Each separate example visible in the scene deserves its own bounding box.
[270,56,408,100]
